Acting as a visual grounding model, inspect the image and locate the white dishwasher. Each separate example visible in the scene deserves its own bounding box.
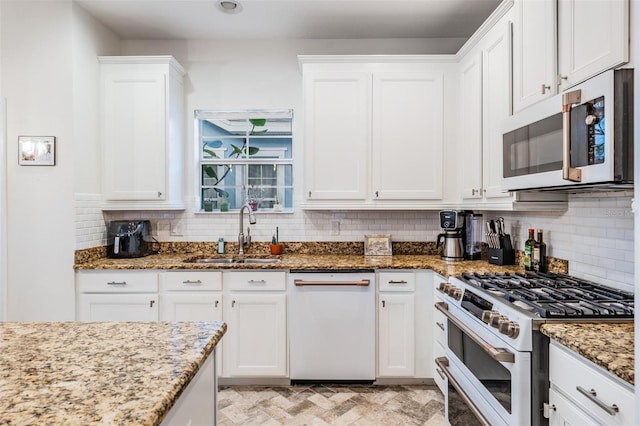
[288,271,376,382]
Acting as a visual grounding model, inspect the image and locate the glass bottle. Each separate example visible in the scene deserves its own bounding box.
[219,193,229,212]
[533,229,547,273]
[524,228,536,271]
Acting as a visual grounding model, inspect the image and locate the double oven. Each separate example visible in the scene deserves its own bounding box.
[434,272,634,426]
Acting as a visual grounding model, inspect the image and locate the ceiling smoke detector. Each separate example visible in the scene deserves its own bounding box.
[216,0,243,14]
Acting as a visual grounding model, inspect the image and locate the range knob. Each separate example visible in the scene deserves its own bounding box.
[452,288,463,300]
[481,310,496,324]
[445,285,458,297]
[491,314,508,329]
[499,320,520,338]
[438,282,450,293]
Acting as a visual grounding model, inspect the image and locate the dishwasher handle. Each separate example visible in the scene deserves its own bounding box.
[294,279,370,287]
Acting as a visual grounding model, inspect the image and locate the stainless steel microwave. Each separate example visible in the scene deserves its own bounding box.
[501,69,633,191]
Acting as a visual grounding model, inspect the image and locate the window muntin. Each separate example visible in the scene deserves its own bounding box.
[196,110,293,212]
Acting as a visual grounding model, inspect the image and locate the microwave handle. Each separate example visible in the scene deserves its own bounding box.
[562,89,583,182]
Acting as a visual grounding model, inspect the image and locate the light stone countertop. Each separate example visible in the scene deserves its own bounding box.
[540,322,634,385]
[0,321,226,425]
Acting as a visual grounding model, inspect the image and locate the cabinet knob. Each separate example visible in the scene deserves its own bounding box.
[381,300,386,308]
[375,191,379,198]
[541,84,551,94]
[308,191,312,198]
[149,300,155,308]
[215,300,219,308]
[157,191,162,198]
[232,300,236,307]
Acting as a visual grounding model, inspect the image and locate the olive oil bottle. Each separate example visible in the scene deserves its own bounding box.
[524,228,536,271]
[533,229,547,273]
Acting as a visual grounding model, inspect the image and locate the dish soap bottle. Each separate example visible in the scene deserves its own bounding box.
[219,193,229,212]
[524,228,536,271]
[217,237,225,254]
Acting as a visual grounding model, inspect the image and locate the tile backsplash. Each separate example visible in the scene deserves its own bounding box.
[76,191,635,291]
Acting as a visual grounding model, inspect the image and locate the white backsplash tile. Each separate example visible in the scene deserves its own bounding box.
[75,191,634,290]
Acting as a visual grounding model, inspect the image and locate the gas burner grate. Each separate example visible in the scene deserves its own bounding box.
[458,272,634,318]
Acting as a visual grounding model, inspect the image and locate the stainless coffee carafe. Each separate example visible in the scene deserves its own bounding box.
[437,210,466,262]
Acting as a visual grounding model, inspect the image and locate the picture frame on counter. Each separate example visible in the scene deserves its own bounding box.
[364,234,392,256]
[18,136,56,166]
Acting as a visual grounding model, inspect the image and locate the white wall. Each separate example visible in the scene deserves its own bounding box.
[0,0,119,321]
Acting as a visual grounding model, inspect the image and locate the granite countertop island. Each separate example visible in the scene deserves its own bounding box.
[0,321,226,425]
[540,322,634,385]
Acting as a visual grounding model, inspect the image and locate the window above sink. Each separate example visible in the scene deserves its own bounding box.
[195,109,294,213]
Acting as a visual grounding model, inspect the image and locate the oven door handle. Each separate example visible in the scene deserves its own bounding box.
[562,89,583,182]
[435,302,515,363]
[435,357,491,426]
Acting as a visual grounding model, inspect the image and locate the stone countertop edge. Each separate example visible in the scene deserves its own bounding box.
[539,322,634,386]
[74,253,525,277]
[0,321,227,426]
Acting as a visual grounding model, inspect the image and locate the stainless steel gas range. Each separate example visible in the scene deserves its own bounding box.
[434,271,634,426]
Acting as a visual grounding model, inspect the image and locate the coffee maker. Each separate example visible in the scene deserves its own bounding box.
[437,210,482,261]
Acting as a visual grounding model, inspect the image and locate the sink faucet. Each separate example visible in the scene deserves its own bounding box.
[238,203,257,255]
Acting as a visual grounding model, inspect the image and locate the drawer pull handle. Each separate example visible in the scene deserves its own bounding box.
[215,300,219,308]
[388,280,407,284]
[107,281,127,286]
[436,322,444,331]
[149,300,155,308]
[576,386,619,416]
[381,300,386,308]
[182,280,203,284]
[248,280,267,284]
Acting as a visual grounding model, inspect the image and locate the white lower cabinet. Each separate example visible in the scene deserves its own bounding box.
[159,271,222,322]
[548,341,635,426]
[377,272,416,377]
[76,271,159,321]
[376,270,433,380]
[222,271,288,378]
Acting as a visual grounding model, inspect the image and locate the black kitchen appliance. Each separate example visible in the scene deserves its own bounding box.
[107,220,154,258]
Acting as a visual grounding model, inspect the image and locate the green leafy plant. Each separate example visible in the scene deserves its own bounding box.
[203,118,266,199]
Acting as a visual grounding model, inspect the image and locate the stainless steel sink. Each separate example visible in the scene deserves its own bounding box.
[191,258,236,264]
[188,257,281,264]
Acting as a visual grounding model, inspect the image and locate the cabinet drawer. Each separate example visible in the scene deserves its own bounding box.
[378,272,415,292]
[224,271,286,291]
[160,271,222,292]
[77,271,158,293]
[549,342,635,425]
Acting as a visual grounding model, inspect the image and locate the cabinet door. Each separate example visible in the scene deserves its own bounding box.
[222,293,287,377]
[372,72,443,200]
[159,293,222,322]
[378,293,415,377]
[548,388,598,426]
[78,294,158,321]
[304,71,370,201]
[482,20,514,201]
[512,0,557,112]
[102,70,167,201]
[558,0,629,90]
[458,51,484,200]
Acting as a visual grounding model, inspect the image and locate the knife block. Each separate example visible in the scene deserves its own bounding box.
[488,234,515,265]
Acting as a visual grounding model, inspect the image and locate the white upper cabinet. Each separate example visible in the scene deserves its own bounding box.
[371,72,444,201]
[300,58,453,210]
[100,56,185,210]
[512,0,557,112]
[481,19,514,201]
[458,51,483,201]
[303,70,370,201]
[557,0,629,90]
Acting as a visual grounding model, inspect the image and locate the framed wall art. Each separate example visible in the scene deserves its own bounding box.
[364,234,392,256]
[19,136,56,166]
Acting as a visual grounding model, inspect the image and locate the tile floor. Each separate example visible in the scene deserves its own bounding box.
[218,383,445,425]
